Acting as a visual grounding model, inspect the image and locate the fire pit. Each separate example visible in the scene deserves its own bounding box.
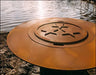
[7,18,95,75]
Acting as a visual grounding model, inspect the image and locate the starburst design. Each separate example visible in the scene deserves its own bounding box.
[41,23,80,38]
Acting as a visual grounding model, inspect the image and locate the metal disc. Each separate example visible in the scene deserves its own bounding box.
[7,18,96,70]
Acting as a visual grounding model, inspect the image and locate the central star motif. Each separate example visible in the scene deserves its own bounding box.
[41,23,80,38]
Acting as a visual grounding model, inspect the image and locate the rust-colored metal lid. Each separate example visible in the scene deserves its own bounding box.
[7,18,96,70]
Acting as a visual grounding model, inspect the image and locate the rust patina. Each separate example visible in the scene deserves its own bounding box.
[7,18,96,70]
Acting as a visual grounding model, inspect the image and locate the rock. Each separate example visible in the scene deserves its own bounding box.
[0,47,7,54]
[5,69,16,75]
[0,44,4,49]
[0,33,40,75]
[0,32,96,75]
[32,66,40,73]
[88,69,96,75]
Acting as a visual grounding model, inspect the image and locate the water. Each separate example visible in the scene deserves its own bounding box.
[1,0,96,32]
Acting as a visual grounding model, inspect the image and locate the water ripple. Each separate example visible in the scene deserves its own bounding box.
[1,0,96,32]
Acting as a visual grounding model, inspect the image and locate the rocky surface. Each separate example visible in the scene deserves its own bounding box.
[0,33,96,75]
[0,33,40,75]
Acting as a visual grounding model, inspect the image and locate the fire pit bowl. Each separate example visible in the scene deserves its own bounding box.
[7,18,95,75]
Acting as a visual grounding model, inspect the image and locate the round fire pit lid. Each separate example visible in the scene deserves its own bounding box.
[7,18,96,70]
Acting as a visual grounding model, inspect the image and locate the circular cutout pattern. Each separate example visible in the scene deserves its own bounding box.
[7,18,95,70]
[28,21,88,47]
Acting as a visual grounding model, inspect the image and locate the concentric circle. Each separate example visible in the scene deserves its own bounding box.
[28,21,89,47]
[7,18,96,70]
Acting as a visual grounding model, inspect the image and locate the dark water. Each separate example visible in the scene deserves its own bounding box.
[1,0,96,32]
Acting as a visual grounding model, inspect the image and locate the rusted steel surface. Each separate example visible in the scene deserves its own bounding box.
[7,18,96,70]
